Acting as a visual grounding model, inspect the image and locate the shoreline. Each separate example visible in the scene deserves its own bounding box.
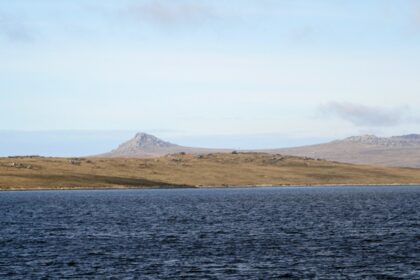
[1,183,420,192]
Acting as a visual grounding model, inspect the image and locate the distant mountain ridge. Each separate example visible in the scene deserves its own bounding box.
[100,132,420,168]
[271,134,420,168]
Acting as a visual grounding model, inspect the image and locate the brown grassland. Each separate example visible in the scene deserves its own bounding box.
[1,153,420,190]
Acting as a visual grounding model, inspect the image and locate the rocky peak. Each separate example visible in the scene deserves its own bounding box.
[131,132,177,148]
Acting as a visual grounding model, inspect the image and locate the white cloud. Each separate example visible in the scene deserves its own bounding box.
[319,102,412,127]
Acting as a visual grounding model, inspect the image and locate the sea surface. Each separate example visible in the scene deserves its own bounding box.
[0,186,419,279]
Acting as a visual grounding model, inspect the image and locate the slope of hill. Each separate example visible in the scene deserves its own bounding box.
[1,153,420,190]
[270,134,420,168]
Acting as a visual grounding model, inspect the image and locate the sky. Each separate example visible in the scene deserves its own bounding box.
[1,0,420,155]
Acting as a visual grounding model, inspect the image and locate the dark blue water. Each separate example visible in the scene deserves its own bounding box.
[0,186,419,279]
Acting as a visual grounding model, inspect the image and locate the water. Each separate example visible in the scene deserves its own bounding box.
[0,186,419,279]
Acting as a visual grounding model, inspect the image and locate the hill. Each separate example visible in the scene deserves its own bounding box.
[101,132,420,168]
[100,132,231,157]
[1,153,420,190]
[269,134,420,168]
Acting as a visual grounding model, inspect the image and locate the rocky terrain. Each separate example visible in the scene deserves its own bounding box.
[340,134,420,147]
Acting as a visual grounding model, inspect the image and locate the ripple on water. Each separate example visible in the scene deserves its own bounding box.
[0,186,419,279]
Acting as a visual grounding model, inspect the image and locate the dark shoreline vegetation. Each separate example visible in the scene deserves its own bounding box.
[1,153,420,190]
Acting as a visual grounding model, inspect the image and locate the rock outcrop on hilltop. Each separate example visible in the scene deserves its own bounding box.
[342,134,420,147]
[100,132,231,157]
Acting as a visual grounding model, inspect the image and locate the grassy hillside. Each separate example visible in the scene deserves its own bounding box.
[1,153,420,190]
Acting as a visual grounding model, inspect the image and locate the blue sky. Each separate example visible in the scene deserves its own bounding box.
[1,0,420,155]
